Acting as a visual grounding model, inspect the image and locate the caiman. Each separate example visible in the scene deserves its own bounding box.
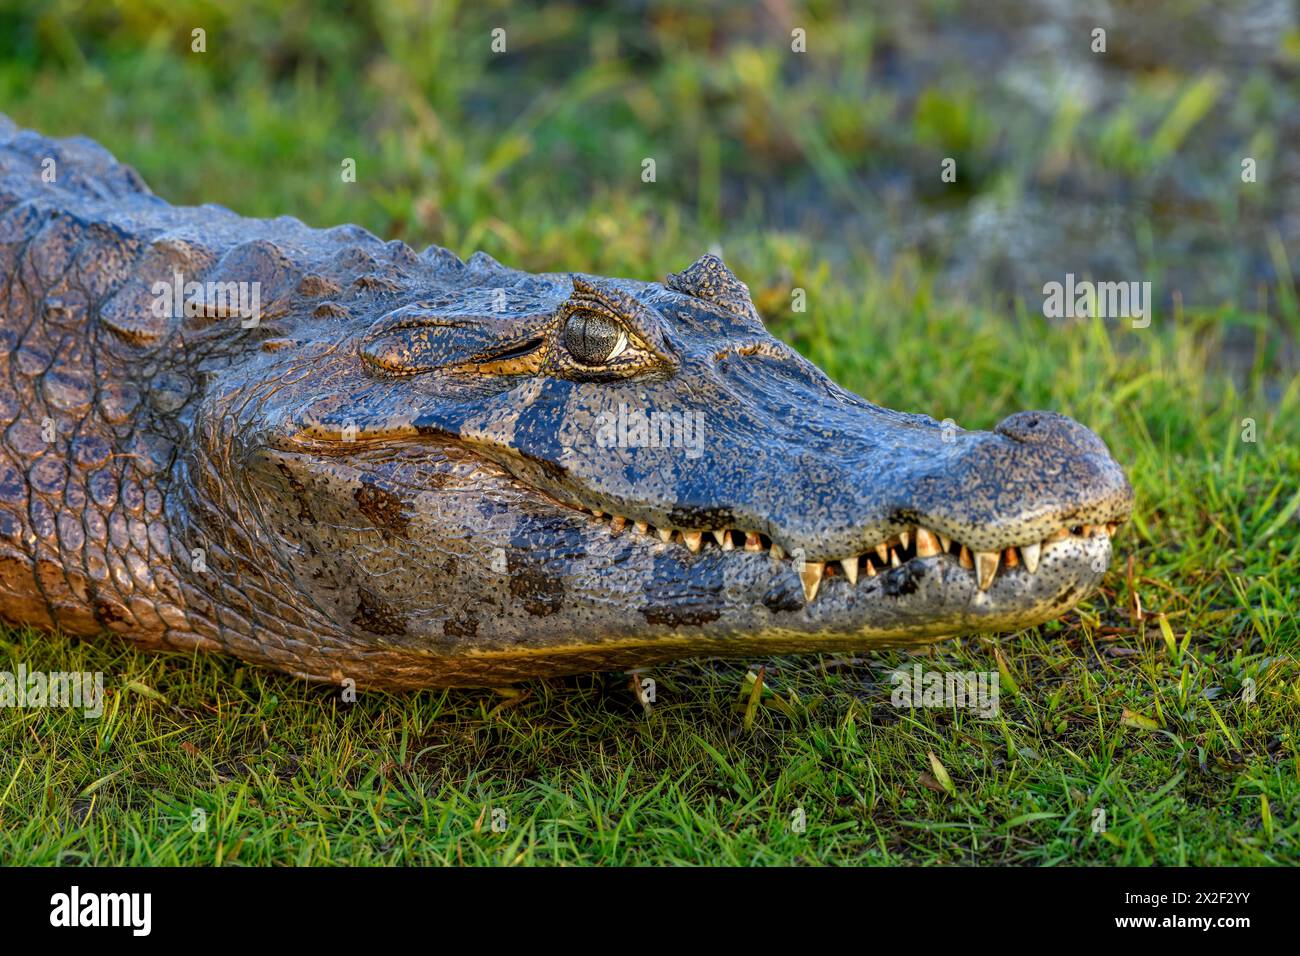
[0,118,1133,688]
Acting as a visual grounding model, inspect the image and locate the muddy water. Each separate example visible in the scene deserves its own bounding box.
[774,0,1300,320]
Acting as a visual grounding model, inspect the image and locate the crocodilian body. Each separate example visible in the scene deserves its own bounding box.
[0,118,1133,688]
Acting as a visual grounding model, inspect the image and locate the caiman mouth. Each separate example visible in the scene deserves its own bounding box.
[566,501,1124,603]
[266,414,1131,619]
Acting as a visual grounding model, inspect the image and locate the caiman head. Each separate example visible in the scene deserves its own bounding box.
[193,252,1133,683]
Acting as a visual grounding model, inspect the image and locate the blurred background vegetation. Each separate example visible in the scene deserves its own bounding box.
[2,0,1298,340]
[0,1,1297,864]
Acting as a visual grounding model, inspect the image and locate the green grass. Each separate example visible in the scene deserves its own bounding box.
[0,1,1297,865]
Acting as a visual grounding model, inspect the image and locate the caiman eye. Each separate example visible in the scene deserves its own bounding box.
[563,310,628,365]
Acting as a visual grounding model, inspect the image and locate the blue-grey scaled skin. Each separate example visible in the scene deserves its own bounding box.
[0,118,1133,688]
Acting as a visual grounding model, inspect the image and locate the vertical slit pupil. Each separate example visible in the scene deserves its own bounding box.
[568,311,618,364]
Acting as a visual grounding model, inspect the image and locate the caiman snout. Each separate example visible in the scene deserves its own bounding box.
[547,389,1132,607]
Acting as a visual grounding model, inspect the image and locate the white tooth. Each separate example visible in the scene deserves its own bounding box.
[1021,541,1041,573]
[771,542,785,560]
[863,557,877,577]
[959,545,973,569]
[839,556,858,585]
[1106,523,1117,536]
[744,532,763,552]
[900,528,911,550]
[889,548,901,568]
[938,534,951,552]
[609,515,627,535]
[915,528,941,557]
[875,542,890,563]
[975,551,1000,590]
[634,520,649,534]
[682,531,703,553]
[658,528,674,544]
[713,529,733,550]
[799,561,825,603]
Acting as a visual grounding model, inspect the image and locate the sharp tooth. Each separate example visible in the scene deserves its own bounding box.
[875,542,890,563]
[1003,546,1019,568]
[938,534,951,552]
[1106,523,1117,536]
[609,515,627,535]
[771,542,785,560]
[1021,541,1041,573]
[713,529,733,550]
[682,530,703,553]
[915,528,941,557]
[864,557,877,577]
[839,556,858,585]
[799,561,825,603]
[975,551,999,590]
[744,532,763,552]
[899,528,911,550]
[889,548,901,568]
[634,520,649,534]
[958,545,973,569]
[658,528,674,544]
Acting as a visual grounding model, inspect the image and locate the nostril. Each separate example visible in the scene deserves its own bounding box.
[996,410,1109,456]
[996,410,1067,444]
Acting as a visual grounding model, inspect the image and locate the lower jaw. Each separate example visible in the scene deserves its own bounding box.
[436,540,1105,679]
[642,533,1113,649]
[299,537,1110,688]
[790,533,1111,630]
[445,534,1109,660]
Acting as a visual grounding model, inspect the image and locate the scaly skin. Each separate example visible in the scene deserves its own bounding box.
[0,118,1133,688]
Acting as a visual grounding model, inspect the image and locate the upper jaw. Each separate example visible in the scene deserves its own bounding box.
[543,414,1133,605]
